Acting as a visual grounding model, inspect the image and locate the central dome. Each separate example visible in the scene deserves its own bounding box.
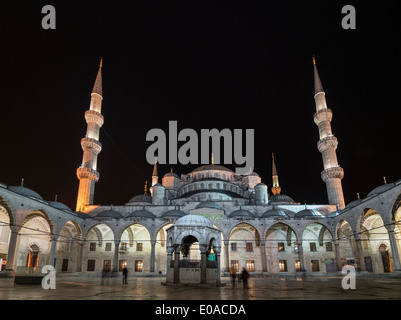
[192,164,233,173]
[175,214,213,228]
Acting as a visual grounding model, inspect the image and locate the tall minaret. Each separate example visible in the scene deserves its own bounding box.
[76,59,104,212]
[312,56,345,209]
[271,153,281,195]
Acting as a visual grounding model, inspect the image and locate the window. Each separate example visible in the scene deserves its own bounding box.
[278,242,285,252]
[279,260,287,272]
[119,260,127,271]
[103,260,111,272]
[89,242,96,251]
[135,260,143,272]
[136,243,143,251]
[121,242,128,251]
[231,260,239,273]
[105,242,112,252]
[325,242,333,252]
[311,260,320,272]
[295,260,301,272]
[61,259,69,272]
[246,242,253,252]
[87,259,96,271]
[231,243,237,251]
[309,242,317,252]
[246,260,255,272]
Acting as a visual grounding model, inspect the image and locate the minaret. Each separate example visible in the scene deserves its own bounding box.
[312,56,345,209]
[271,153,281,195]
[151,156,158,186]
[76,59,104,212]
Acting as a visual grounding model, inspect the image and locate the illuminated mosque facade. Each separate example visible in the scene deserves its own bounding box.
[1,58,401,284]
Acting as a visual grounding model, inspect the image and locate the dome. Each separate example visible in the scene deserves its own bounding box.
[295,208,324,218]
[345,199,362,208]
[229,209,254,218]
[175,214,213,228]
[367,183,395,197]
[127,209,156,218]
[262,208,294,218]
[192,164,233,173]
[161,209,186,218]
[128,194,152,204]
[163,172,180,178]
[48,201,71,211]
[96,209,124,219]
[269,194,295,204]
[8,185,43,200]
[195,201,223,210]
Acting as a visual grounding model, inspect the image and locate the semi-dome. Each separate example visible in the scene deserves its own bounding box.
[128,194,152,204]
[367,183,395,197]
[175,214,213,228]
[8,185,43,200]
[269,194,295,204]
[262,208,294,218]
[48,201,71,211]
[230,209,254,218]
[192,164,233,173]
[295,208,324,218]
[195,201,223,210]
[161,209,186,218]
[127,209,155,218]
[96,209,124,219]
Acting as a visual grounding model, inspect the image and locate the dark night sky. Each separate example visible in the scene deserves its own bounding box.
[1,1,400,210]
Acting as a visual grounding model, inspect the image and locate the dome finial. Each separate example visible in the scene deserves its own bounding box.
[21,178,24,187]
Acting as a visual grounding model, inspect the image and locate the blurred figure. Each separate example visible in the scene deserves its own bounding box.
[229,268,236,288]
[240,268,249,288]
[122,265,128,284]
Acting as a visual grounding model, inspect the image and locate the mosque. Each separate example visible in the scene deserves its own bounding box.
[0,57,401,285]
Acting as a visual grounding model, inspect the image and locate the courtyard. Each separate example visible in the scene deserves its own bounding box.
[1,274,401,300]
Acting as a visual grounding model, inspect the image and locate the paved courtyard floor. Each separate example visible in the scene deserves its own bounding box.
[1,275,401,300]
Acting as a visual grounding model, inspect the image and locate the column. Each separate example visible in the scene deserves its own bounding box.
[215,247,221,285]
[260,241,268,272]
[355,236,367,272]
[200,248,207,284]
[113,240,120,274]
[76,241,85,272]
[5,226,20,273]
[387,225,401,272]
[173,250,180,284]
[166,247,173,280]
[48,235,58,267]
[334,240,342,271]
[150,240,156,273]
[224,240,229,271]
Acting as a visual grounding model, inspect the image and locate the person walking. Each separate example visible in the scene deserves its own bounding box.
[240,268,249,288]
[229,268,236,288]
[122,265,128,285]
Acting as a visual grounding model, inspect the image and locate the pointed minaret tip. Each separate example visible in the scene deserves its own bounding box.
[92,60,103,97]
[313,55,324,96]
[312,55,316,65]
[100,57,103,68]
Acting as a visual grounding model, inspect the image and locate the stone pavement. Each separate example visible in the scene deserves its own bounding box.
[1,275,401,300]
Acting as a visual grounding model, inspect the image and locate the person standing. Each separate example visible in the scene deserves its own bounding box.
[122,265,128,284]
[240,268,249,288]
[229,268,236,288]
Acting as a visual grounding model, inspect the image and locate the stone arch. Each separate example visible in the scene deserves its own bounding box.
[22,209,56,235]
[0,196,14,226]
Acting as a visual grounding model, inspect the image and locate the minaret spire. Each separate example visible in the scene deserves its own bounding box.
[271,153,281,195]
[152,156,158,186]
[313,57,345,209]
[76,60,105,212]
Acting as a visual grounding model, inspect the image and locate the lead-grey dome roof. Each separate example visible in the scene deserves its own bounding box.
[269,194,295,204]
[367,183,395,197]
[128,194,152,204]
[262,208,294,218]
[295,208,324,218]
[96,209,124,219]
[8,186,43,200]
[161,209,186,218]
[229,209,254,218]
[175,214,213,228]
[195,201,223,210]
[192,164,233,173]
[48,201,71,211]
[127,209,156,218]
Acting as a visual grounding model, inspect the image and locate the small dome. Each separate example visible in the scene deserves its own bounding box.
[230,209,254,218]
[96,209,123,219]
[345,199,362,208]
[269,194,295,204]
[127,209,155,218]
[175,214,213,228]
[128,194,152,204]
[295,208,324,218]
[8,185,43,200]
[195,201,222,210]
[255,183,267,188]
[48,201,71,211]
[262,208,294,218]
[163,172,180,178]
[192,164,233,173]
[367,183,395,197]
[161,209,186,218]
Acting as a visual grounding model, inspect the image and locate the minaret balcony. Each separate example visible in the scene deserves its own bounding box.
[313,108,333,126]
[321,166,344,182]
[81,137,102,154]
[76,166,100,181]
[317,135,338,152]
[85,110,104,127]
